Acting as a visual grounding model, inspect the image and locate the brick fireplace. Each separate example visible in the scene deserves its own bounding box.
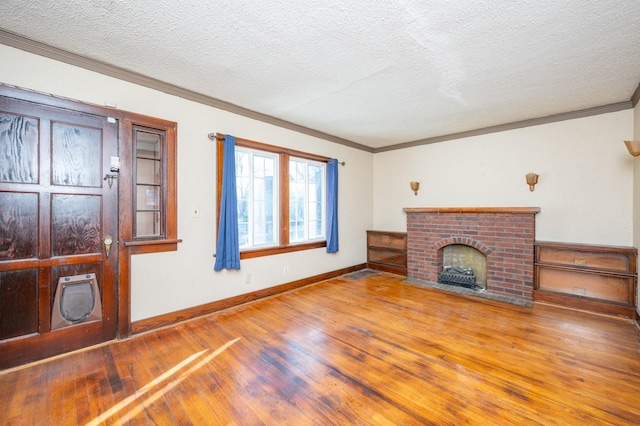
[404,207,540,303]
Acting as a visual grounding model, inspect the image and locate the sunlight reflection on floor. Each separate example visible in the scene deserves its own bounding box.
[86,337,241,425]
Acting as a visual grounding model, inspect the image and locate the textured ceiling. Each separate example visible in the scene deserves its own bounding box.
[1,0,639,150]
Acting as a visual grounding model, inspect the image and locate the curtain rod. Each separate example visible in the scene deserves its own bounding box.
[208,132,346,165]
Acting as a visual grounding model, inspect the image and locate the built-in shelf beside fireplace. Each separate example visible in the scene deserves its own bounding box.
[366,230,408,275]
[534,241,637,318]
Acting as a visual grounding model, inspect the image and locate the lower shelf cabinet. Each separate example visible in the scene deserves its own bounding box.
[534,241,637,318]
[367,230,407,275]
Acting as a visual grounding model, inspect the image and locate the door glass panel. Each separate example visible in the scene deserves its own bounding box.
[51,194,101,256]
[51,122,102,187]
[0,112,39,184]
[0,192,38,260]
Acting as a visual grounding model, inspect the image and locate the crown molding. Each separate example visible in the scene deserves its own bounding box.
[374,101,632,153]
[631,83,640,107]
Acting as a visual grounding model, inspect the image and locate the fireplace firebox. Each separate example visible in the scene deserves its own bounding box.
[438,265,477,288]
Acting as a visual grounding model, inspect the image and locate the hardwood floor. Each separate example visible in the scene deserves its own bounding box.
[1,271,640,425]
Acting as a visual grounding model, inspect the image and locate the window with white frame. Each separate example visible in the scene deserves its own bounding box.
[289,157,326,243]
[217,136,330,259]
[236,147,279,249]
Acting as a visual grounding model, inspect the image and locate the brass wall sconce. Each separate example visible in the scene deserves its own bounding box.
[525,173,539,192]
[624,140,640,157]
[410,181,420,195]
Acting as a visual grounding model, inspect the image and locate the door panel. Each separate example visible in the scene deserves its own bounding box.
[51,121,103,187]
[0,112,39,184]
[0,96,118,369]
[0,269,38,339]
[0,191,38,260]
[51,194,102,255]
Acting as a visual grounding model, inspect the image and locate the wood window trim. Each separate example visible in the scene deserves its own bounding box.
[215,134,329,259]
[131,125,166,240]
[116,112,180,337]
[120,116,181,255]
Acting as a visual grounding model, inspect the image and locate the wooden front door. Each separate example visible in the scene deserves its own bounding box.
[0,95,119,369]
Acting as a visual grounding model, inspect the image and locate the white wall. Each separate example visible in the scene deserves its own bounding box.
[0,44,374,321]
[633,101,640,250]
[633,100,640,311]
[373,111,635,246]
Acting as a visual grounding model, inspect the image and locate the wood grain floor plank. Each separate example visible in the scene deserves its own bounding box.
[182,318,270,424]
[217,304,410,425]
[275,290,535,424]
[352,280,640,423]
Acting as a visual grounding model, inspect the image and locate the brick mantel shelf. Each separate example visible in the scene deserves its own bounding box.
[403,206,541,303]
[403,207,541,215]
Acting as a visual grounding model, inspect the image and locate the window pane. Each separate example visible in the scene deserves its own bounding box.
[254,220,266,245]
[236,151,250,177]
[137,185,160,208]
[237,176,250,204]
[254,156,264,177]
[295,161,305,181]
[238,222,249,247]
[136,211,161,237]
[289,158,326,243]
[309,162,325,239]
[236,147,278,249]
[136,131,161,159]
[137,159,160,184]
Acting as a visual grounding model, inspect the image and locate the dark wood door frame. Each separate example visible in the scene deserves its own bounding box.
[0,84,178,367]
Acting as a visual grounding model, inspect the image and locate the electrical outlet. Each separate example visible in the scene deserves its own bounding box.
[284,266,289,275]
[191,207,200,218]
[245,273,252,284]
